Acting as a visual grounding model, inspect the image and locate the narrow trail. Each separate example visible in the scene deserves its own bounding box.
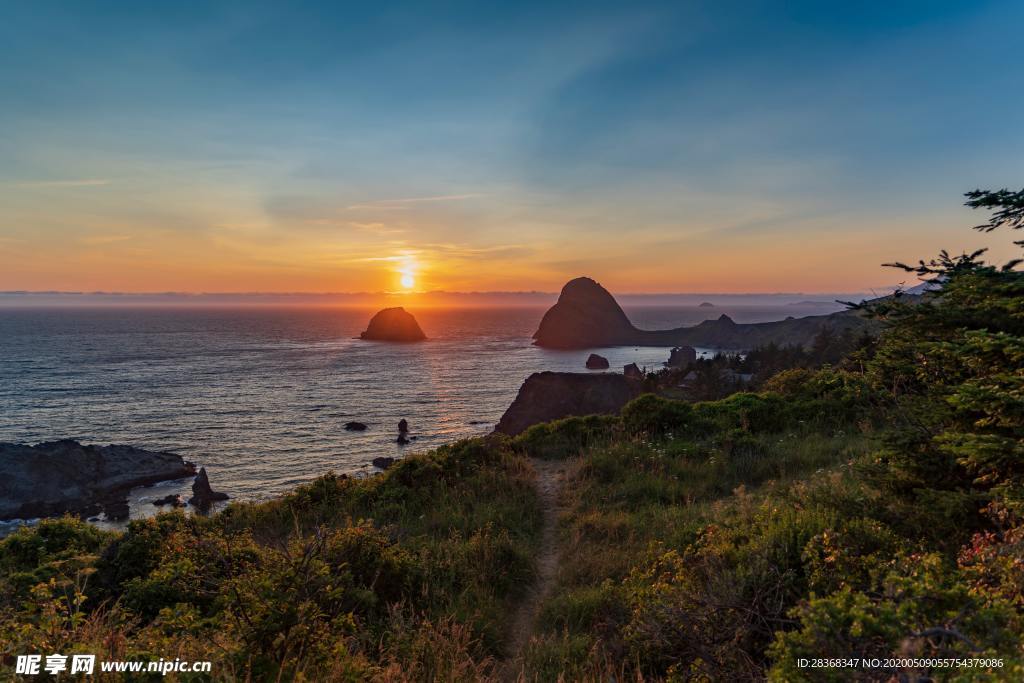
[501,457,568,681]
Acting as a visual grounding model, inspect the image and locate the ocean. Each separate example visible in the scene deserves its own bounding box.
[0,303,842,525]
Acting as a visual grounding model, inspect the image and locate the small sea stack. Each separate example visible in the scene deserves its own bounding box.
[667,346,697,368]
[360,307,426,342]
[623,363,643,380]
[585,353,609,369]
[188,467,229,509]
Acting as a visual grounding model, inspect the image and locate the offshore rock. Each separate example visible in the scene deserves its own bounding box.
[360,307,427,342]
[532,277,638,349]
[623,363,643,380]
[372,456,396,470]
[585,353,610,369]
[188,467,229,509]
[152,494,185,507]
[667,346,697,368]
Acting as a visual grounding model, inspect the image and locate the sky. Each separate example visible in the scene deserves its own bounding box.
[1,0,1022,295]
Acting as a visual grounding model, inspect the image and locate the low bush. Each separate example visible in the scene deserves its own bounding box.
[512,414,619,460]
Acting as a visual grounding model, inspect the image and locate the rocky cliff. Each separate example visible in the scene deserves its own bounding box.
[532,277,872,350]
[494,372,641,436]
[0,440,196,520]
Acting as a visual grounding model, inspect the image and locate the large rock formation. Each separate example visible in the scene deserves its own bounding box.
[0,440,195,520]
[494,372,641,436]
[532,277,872,350]
[532,278,639,348]
[360,307,426,342]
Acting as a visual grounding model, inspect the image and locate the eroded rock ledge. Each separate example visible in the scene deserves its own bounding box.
[0,440,195,520]
[494,372,642,436]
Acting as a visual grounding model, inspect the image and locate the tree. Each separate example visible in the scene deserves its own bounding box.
[856,189,1024,541]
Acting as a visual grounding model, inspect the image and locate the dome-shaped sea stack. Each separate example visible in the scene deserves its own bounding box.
[360,307,426,342]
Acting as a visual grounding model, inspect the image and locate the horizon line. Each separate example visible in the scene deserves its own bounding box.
[0,288,879,298]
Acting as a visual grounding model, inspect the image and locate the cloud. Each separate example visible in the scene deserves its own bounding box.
[345,194,485,210]
[338,243,535,267]
[299,219,405,235]
[419,243,537,261]
[78,234,133,246]
[13,179,111,188]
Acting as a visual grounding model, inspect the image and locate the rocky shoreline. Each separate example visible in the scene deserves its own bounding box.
[0,440,197,521]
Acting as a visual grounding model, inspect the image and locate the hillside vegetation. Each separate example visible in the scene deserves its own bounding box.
[2,190,1022,681]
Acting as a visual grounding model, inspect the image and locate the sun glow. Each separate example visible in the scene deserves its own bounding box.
[400,273,415,289]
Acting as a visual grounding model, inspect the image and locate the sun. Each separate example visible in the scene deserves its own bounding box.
[400,273,415,289]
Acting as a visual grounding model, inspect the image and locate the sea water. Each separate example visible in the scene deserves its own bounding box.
[0,304,839,524]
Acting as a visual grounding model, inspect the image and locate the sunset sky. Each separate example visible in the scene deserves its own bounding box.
[2,1,1022,295]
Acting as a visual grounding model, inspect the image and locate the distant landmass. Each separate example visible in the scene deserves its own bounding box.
[0,288,884,308]
[533,277,874,350]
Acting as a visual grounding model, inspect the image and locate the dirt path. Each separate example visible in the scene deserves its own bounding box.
[500,458,568,681]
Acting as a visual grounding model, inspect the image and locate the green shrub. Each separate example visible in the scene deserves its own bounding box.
[694,392,792,433]
[801,517,903,595]
[621,394,701,437]
[512,414,619,459]
[619,504,835,679]
[0,517,112,603]
[768,553,1022,682]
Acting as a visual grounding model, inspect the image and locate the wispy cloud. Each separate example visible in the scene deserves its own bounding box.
[78,234,133,246]
[342,243,535,265]
[300,219,405,235]
[345,193,484,210]
[13,179,111,188]
[419,243,537,261]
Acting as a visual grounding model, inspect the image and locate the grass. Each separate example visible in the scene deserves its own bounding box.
[0,436,545,681]
[4,385,1019,680]
[518,414,872,680]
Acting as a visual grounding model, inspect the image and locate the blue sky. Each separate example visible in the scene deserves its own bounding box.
[1,0,1022,293]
